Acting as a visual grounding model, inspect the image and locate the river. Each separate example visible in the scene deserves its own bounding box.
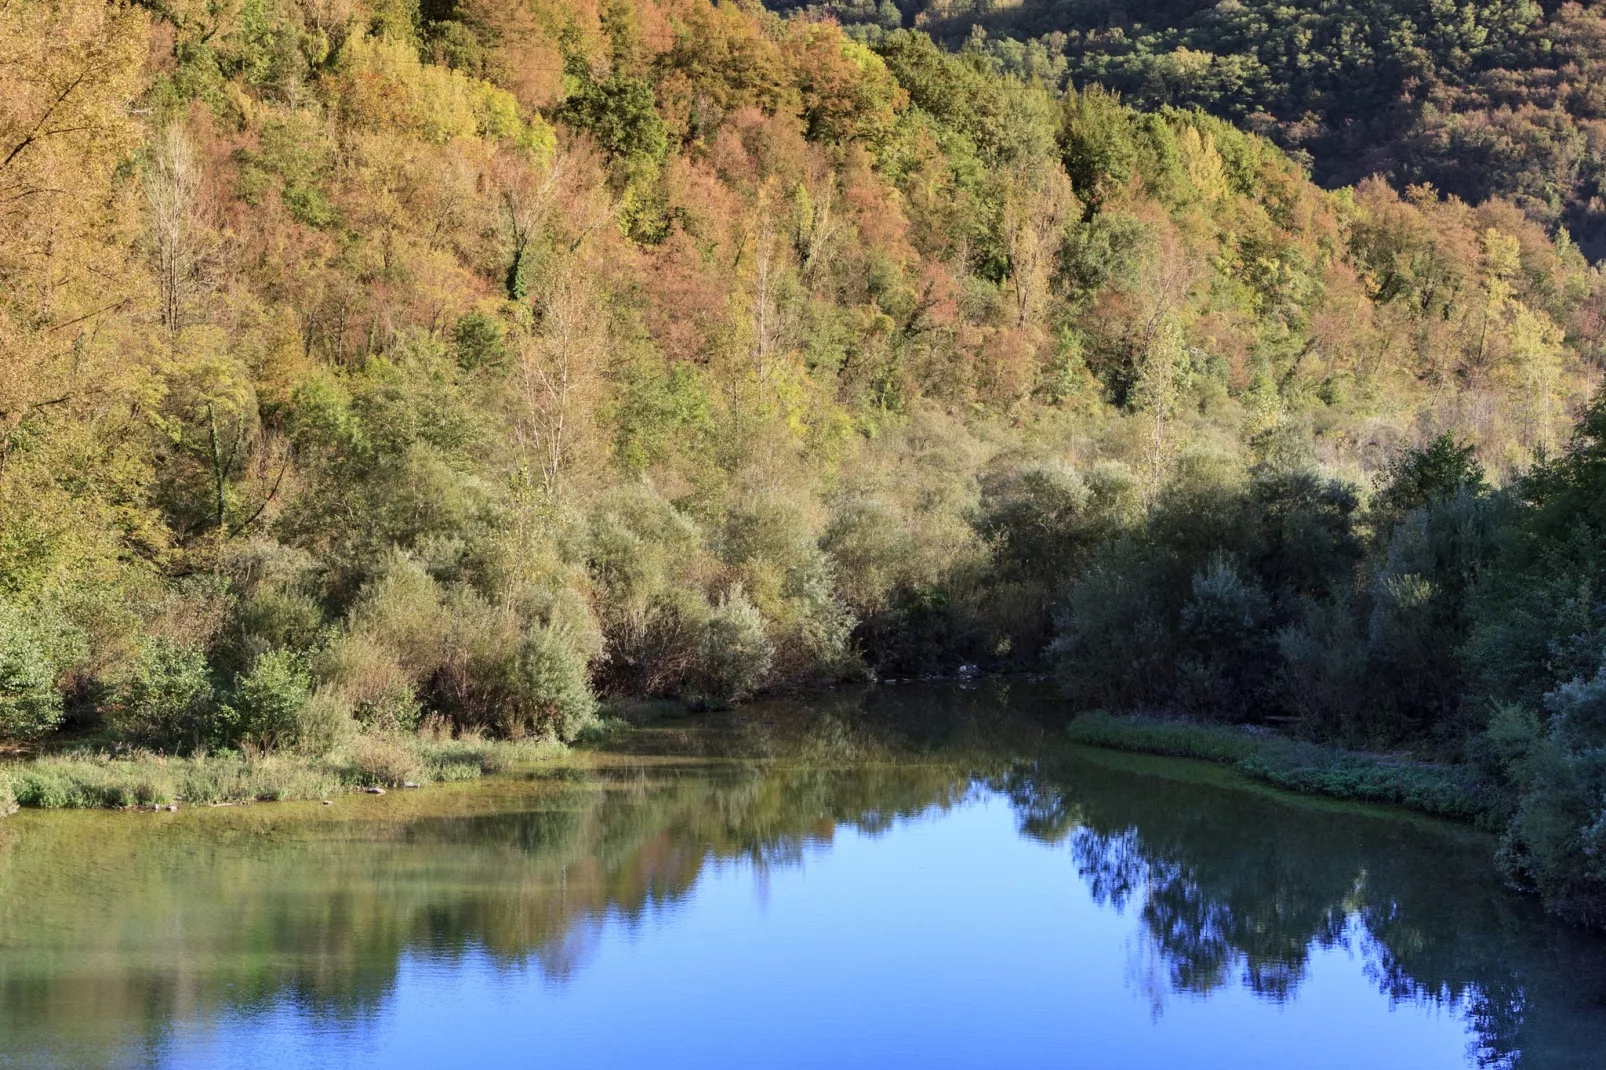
[1,682,1602,1068]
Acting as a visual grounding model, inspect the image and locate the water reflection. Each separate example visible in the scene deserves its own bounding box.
[999,747,1606,1068]
[0,683,1602,1069]
[0,760,974,1067]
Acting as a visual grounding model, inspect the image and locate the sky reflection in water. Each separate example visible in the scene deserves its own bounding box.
[158,797,1486,1070]
[2,699,1605,1070]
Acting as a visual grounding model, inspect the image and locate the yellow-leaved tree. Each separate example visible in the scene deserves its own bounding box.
[0,0,156,596]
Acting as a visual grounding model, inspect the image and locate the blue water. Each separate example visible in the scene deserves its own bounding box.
[3,731,1604,1069]
[147,798,1532,1068]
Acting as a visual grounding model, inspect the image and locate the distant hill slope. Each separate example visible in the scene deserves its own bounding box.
[772,0,1606,257]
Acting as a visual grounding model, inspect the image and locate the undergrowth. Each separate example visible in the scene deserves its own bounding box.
[1066,712,1501,824]
[0,734,563,811]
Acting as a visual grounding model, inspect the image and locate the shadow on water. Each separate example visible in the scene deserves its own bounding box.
[997,742,1606,1069]
[0,680,1602,1068]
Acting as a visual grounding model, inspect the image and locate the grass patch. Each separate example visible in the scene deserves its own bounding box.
[0,734,564,812]
[416,735,563,776]
[1065,712,1500,824]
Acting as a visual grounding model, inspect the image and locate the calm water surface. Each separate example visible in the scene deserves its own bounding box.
[2,685,1604,1069]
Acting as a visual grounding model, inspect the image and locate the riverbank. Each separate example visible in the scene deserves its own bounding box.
[1065,711,1503,825]
[0,733,564,814]
[0,693,1506,824]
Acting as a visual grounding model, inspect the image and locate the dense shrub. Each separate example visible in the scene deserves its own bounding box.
[291,690,359,756]
[1366,490,1511,739]
[1496,672,1606,926]
[1370,434,1487,538]
[0,605,66,741]
[502,625,598,740]
[694,588,775,706]
[1051,459,1372,721]
[1274,599,1370,740]
[598,589,709,697]
[1174,556,1273,719]
[821,497,921,618]
[976,460,1137,582]
[315,633,422,732]
[973,460,1142,661]
[232,588,325,663]
[344,557,449,677]
[718,499,855,683]
[223,650,315,749]
[588,486,714,694]
[108,640,218,752]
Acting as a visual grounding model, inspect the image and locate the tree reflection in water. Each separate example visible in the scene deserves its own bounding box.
[999,746,1606,1069]
[0,683,1603,1069]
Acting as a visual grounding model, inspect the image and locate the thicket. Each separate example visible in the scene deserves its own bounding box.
[3,0,1606,923]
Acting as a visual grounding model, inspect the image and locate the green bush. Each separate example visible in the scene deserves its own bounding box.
[0,768,15,816]
[108,639,218,752]
[503,625,597,741]
[821,497,919,617]
[694,588,774,706]
[717,499,857,683]
[971,460,1140,663]
[857,584,983,678]
[976,461,1105,582]
[315,632,422,732]
[771,552,857,683]
[1365,490,1509,738]
[1174,556,1274,720]
[1370,433,1486,538]
[234,587,326,659]
[453,308,507,370]
[1497,671,1606,926]
[223,650,314,749]
[1051,546,1173,710]
[0,604,64,741]
[1275,599,1370,740]
[598,588,708,696]
[346,556,449,675]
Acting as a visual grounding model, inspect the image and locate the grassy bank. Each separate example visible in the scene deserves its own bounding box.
[1065,712,1501,825]
[0,735,563,812]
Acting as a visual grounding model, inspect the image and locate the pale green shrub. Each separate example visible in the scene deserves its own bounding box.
[314,632,422,731]
[694,588,773,706]
[503,625,597,740]
[291,690,356,756]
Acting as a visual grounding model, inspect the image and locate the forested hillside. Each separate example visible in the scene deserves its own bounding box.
[4,0,1606,924]
[782,0,1606,258]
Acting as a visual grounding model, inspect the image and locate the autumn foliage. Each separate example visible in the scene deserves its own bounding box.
[4,0,1606,921]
